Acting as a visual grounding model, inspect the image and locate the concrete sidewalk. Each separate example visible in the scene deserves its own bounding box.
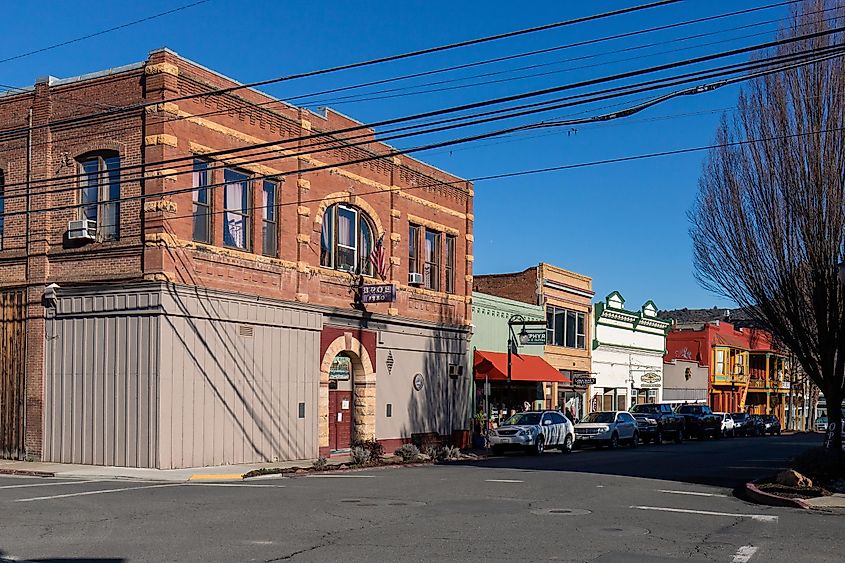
[0,456,351,482]
[804,493,845,509]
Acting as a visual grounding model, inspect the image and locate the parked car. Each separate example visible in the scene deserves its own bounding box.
[714,412,736,437]
[629,403,685,444]
[731,413,753,436]
[675,404,721,440]
[761,415,782,435]
[488,411,574,455]
[815,416,829,432]
[748,415,767,437]
[574,411,640,449]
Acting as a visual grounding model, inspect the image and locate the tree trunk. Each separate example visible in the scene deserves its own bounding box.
[823,383,843,451]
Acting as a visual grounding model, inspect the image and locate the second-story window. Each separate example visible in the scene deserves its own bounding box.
[0,169,5,249]
[320,203,375,276]
[262,180,278,257]
[735,352,745,376]
[715,350,726,375]
[445,234,456,294]
[223,168,250,250]
[79,153,120,240]
[192,159,212,244]
[546,306,586,348]
[409,224,420,275]
[424,229,441,291]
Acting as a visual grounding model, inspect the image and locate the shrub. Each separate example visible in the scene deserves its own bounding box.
[351,446,371,466]
[791,447,845,486]
[312,456,328,471]
[394,443,420,462]
[352,438,385,462]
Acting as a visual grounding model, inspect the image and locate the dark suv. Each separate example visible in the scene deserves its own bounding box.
[675,404,722,440]
[761,415,782,435]
[629,403,685,444]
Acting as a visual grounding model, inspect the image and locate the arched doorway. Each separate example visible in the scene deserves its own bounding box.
[327,353,354,451]
[320,335,377,454]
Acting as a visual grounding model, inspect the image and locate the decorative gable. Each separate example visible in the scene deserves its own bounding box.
[642,300,658,318]
[606,291,625,310]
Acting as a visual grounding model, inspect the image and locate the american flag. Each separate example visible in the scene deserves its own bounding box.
[369,234,388,281]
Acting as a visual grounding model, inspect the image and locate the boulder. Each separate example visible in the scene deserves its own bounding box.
[776,469,813,488]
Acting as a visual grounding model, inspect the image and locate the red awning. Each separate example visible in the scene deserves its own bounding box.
[474,350,570,383]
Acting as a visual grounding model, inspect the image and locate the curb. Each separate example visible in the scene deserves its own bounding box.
[744,480,811,509]
[0,468,56,478]
[243,460,434,480]
[188,473,245,481]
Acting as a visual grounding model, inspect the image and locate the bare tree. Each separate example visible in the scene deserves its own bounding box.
[691,0,845,450]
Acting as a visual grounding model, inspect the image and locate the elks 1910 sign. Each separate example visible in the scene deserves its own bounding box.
[360,284,396,303]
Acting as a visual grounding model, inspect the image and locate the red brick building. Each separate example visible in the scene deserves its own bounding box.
[0,49,473,467]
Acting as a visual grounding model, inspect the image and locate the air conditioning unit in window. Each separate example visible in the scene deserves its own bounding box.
[448,364,465,379]
[408,272,423,286]
[67,219,96,241]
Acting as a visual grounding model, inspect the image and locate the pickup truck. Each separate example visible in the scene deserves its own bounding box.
[629,403,686,444]
[675,404,722,440]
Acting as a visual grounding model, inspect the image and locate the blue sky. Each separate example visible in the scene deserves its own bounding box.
[1,0,796,310]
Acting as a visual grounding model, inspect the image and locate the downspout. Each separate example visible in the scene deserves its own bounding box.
[22,107,32,458]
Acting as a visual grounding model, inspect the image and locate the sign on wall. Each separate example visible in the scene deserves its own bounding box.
[329,355,352,380]
[573,376,596,387]
[519,329,547,346]
[361,284,396,303]
[640,372,662,389]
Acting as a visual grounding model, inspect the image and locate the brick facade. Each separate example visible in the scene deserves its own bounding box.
[0,49,473,461]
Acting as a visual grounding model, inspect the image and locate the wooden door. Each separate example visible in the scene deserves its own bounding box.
[329,390,353,451]
[0,290,26,459]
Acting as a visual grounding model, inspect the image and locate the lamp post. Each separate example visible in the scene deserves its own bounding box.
[506,314,547,414]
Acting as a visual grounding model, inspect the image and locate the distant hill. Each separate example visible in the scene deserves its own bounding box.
[658,306,762,329]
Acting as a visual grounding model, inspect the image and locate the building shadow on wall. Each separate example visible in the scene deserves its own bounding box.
[402,303,471,444]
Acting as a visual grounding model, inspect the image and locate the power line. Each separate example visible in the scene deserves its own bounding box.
[2,45,841,220]
[0,0,213,65]
[4,24,840,196]
[0,1,685,139]
[3,3,820,156]
[0,0,803,147]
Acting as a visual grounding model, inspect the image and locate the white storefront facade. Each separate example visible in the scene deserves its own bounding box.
[591,292,671,412]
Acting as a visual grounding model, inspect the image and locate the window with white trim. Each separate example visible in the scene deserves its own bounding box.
[424,229,441,291]
[545,305,586,349]
[78,153,120,240]
[223,168,250,250]
[261,180,278,257]
[320,203,375,276]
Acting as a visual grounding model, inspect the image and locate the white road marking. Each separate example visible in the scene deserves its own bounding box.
[732,545,759,563]
[0,481,98,490]
[15,483,181,502]
[306,475,376,478]
[485,479,524,483]
[188,483,286,488]
[658,489,728,498]
[630,506,778,522]
[728,466,787,470]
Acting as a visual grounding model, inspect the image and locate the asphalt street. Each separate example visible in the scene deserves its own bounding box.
[0,433,840,563]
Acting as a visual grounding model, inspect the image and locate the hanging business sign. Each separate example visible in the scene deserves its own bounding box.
[329,355,352,380]
[573,376,596,387]
[519,329,547,346]
[360,284,396,303]
[640,372,662,389]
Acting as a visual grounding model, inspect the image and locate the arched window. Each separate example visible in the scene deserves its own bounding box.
[320,204,375,276]
[0,169,5,249]
[78,151,120,240]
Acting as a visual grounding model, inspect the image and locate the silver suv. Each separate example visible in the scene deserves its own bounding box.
[574,411,640,449]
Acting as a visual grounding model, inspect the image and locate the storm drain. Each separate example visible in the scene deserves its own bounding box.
[530,508,592,516]
[597,526,650,537]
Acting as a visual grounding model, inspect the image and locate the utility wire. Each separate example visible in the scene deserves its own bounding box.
[5,4,824,156]
[0,0,801,145]
[0,0,213,65]
[0,1,686,138]
[2,46,841,219]
[3,24,840,196]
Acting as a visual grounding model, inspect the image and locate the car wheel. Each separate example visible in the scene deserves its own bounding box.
[561,434,573,454]
[530,435,545,455]
[609,433,619,449]
[631,431,639,448]
[674,430,684,444]
[654,430,663,445]
[491,445,505,456]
